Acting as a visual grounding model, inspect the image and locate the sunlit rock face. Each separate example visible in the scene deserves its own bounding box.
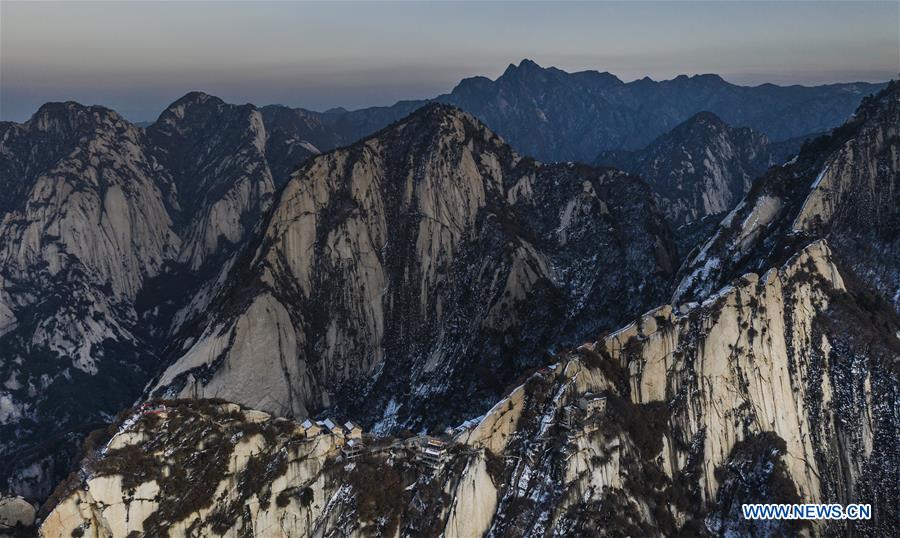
[149,103,678,433]
[40,239,898,537]
[0,92,320,501]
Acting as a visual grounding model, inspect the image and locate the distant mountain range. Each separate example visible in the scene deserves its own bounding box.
[258,59,885,163]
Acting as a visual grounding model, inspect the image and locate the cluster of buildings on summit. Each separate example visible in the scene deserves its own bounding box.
[298,416,450,469]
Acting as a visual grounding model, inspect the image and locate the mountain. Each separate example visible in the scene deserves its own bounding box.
[2,74,895,536]
[258,101,426,157]
[0,93,321,501]
[675,81,900,315]
[436,60,885,162]
[0,102,180,500]
[36,79,900,538]
[592,111,799,256]
[146,92,318,270]
[38,238,898,537]
[147,104,678,434]
[255,60,884,165]
[0,95,676,505]
[595,111,777,229]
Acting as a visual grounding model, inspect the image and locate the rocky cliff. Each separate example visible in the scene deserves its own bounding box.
[39,239,898,537]
[675,81,899,316]
[0,93,321,501]
[149,104,678,433]
[594,111,777,231]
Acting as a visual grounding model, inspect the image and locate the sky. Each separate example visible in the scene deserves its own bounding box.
[1,1,898,122]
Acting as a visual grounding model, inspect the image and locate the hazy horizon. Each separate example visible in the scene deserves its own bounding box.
[2,1,898,122]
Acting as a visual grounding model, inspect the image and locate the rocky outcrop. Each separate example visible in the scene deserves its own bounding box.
[0,93,322,501]
[674,82,900,315]
[595,111,777,231]
[40,239,898,536]
[149,104,678,433]
[0,495,36,534]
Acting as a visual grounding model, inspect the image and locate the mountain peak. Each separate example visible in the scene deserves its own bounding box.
[28,101,124,134]
[377,102,491,144]
[156,91,228,122]
[173,91,224,106]
[683,110,727,128]
[409,101,464,117]
[156,91,239,127]
[33,100,86,115]
[693,73,726,83]
[669,73,727,86]
[501,58,545,78]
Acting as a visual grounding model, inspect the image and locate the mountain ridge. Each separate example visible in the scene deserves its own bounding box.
[248,59,887,163]
[147,102,678,433]
[0,71,895,538]
[594,110,780,253]
[0,94,323,501]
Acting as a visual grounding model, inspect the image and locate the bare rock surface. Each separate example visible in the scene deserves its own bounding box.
[150,104,678,433]
[40,239,898,537]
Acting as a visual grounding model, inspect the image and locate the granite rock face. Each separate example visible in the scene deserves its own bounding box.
[0,93,319,500]
[0,103,180,500]
[149,104,678,433]
[674,81,900,316]
[40,240,898,537]
[0,495,36,533]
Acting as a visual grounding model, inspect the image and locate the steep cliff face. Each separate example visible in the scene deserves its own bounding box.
[150,93,279,271]
[0,103,180,500]
[41,240,898,537]
[595,111,777,232]
[150,104,678,432]
[0,93,322,501]
[675,82,899,315]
